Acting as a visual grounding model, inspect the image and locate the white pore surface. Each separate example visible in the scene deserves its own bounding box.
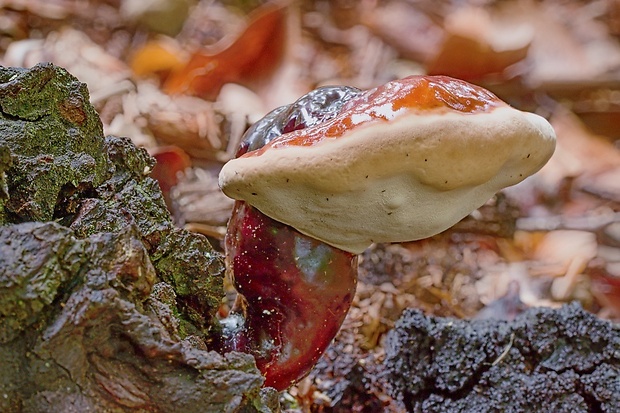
[219,107,556,254]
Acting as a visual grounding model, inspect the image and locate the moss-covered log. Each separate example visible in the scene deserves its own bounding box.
[0,63,278,412]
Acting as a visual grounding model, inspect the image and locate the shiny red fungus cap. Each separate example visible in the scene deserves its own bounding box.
[219,75,556,253]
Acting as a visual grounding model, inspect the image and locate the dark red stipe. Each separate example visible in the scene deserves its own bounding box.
[218,201,357,390]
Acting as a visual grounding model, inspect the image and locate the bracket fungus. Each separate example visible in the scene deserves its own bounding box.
[216,75,556,390]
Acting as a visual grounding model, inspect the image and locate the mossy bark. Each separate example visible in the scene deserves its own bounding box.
[0,63,278,412]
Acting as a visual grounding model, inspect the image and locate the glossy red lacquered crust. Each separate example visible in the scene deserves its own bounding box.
[218,201,357,390]
[244,75,503,156]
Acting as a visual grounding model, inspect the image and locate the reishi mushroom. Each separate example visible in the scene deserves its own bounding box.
[215,75,556,390]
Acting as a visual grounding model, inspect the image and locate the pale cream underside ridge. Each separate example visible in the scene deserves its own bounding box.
[219,107,556,254]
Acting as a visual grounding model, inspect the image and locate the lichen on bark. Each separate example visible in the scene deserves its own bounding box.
[0,143,10,221]
[0,63,277,412]
[0,222,83,343]
[0,63,110,223]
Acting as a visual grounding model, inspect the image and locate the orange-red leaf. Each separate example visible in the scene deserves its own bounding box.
[164,1,288,100]
[150,145,191,199]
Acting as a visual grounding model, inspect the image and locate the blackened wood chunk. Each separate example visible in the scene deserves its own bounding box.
[385,303,620,412]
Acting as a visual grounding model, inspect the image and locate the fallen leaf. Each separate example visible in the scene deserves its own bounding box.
[361,1,443,64]
[149,145,191,212]
[512,0,620,85]
[536,108,620,197]
[173,167,235,227]
[425,7,532,80]
[164,0,288,100]
[130,82,227,160]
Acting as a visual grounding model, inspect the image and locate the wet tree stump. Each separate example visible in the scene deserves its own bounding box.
[0,63,277,413]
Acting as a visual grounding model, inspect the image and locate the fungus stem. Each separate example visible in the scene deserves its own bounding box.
[216,201,357,390]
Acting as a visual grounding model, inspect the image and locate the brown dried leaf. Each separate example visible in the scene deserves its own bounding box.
[361,1,443,63]
[173,167,235,228]
[513,1,620,85]
[537,109,620,194]
[131,82,226,160]
[426,7,532,80]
